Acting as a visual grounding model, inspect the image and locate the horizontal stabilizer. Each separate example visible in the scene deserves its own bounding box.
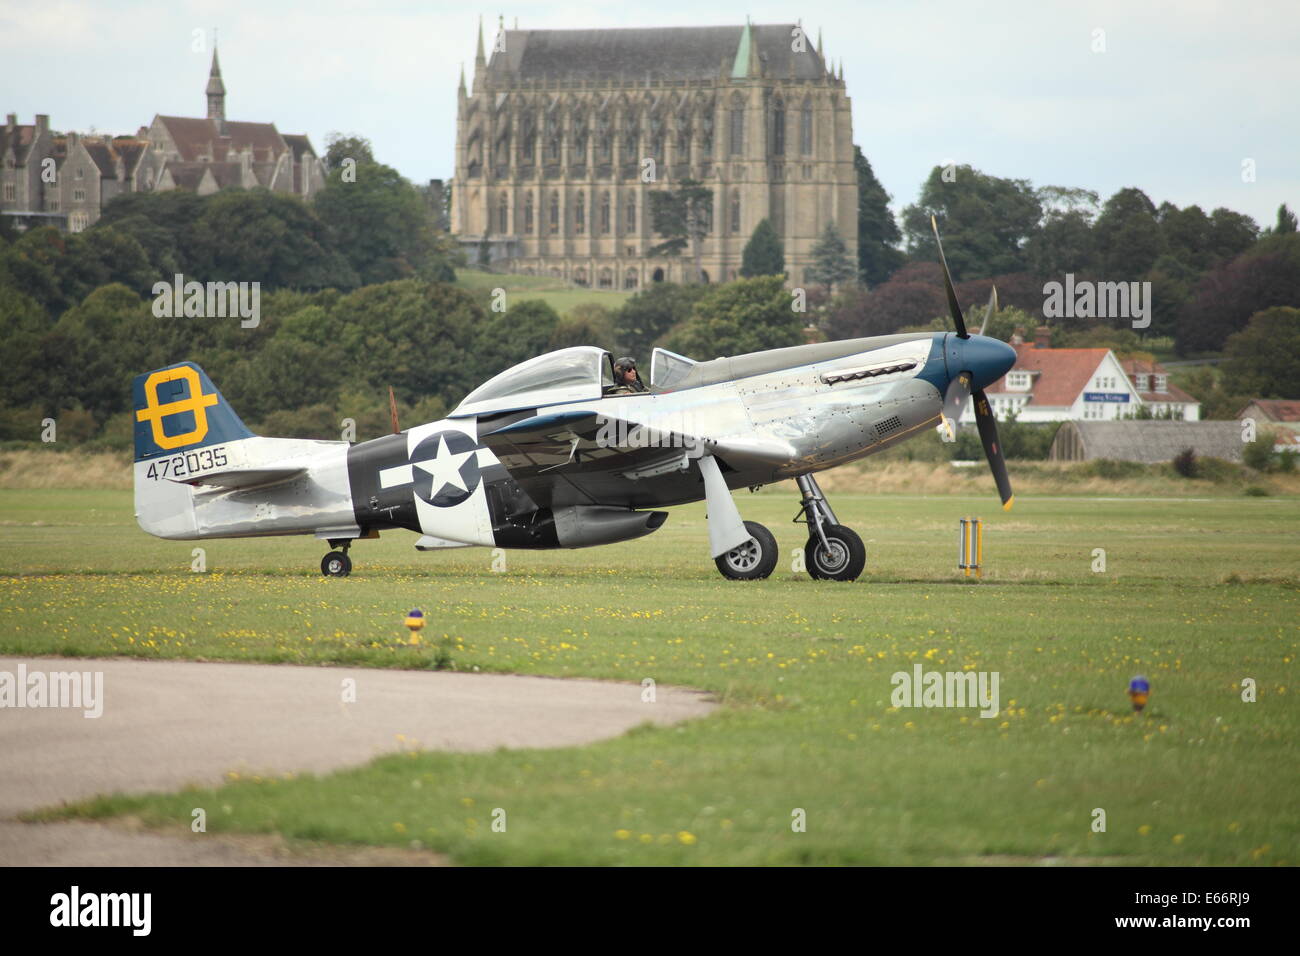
[415,534,477,551]
[165,466,306,490]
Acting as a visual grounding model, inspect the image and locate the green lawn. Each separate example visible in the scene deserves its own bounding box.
[1,489,1296,865]
[455,268,633,316]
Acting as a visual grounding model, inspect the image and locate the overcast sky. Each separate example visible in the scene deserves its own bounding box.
[3,0,1295,234]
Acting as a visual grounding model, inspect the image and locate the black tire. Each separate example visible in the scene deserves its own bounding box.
[714,520,778,581]
[805,525,865,582]
[321,551,352,577]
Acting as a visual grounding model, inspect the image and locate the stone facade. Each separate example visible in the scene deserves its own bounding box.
[452,21,858,289]
[2,49,325,233]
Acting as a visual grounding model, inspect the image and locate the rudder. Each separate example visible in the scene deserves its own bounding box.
[132,362,253,462]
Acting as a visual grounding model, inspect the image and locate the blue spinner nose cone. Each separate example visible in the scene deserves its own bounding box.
[964,335,1018,389]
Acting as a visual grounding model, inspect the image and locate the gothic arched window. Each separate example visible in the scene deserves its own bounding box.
[772,96,785,156]
[574,191,585,234]
[523,193,534,233]
[600,192,611,234]
[800,97,813,155]
[549,192,559,234]
[498,191,509,233]
[626,194,636,232]
[729,93,744,156]
[730,189,741,233]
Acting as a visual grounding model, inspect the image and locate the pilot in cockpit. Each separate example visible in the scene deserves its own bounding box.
[609,356,648,395]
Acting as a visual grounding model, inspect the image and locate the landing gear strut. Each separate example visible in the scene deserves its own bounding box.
[321,539,353,578]
[794,474,865,582]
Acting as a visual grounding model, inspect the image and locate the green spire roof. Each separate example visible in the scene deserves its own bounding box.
[731,21,752,78]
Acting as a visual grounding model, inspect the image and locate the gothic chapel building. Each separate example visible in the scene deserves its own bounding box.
[452,21,858,289]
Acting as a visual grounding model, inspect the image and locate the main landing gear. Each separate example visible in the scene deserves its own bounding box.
[794,474,865,582]
[714,520,779,580]
[320,539,353,577]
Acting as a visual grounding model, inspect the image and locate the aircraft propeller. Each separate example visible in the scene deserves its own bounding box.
[931,216,1014,510]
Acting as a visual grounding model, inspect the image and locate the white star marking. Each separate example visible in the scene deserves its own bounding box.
[417,439,477,495]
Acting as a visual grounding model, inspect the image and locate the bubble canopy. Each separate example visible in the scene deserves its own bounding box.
[450,346,615,418]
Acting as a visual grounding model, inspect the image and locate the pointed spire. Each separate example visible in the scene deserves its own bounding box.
[731,19,754,79]
[817,27,823,58]
[459,61,466,91]
[837,58,843,81]
[475,14,486,65]
[206,37,226,127]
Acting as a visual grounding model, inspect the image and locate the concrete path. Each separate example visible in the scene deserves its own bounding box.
[0,657,714,865]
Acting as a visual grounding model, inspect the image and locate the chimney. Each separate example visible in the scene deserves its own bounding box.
[1010,326,1025,346]
[35,114,49,134]
[1034,325,1051,349]
[5,113,15,132]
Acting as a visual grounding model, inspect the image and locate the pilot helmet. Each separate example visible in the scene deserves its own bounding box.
[613,356,638,375]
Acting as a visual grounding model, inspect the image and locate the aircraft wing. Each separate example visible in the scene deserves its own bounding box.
[479,409,791,510]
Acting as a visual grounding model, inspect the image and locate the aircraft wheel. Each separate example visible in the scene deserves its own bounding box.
[714,521,778,581]
[321,551,352,577]
[805,525,865,582]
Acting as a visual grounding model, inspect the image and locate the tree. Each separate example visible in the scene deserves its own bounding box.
[1220,306,1300,399]
[806,222,857,296]
[1177,234,1300,353]
[474,299,561,380]
[1093,187,1165,281]
[661,276,803,358]
[740,218,785,277]
[323,132,376,171]
[854,146,904,285]
[314,162,455,284]
[1274,203,1298,235]
[902,165,1042,278]
[824,278,944,340]
[648,177,713,283]
[550,303,618,352]
[193,189,358,290]
[1205,207,1259,262]
[612,281,708,357]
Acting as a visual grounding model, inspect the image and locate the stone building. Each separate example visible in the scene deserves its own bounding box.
[2,49,325,233]
[452,20,858,289]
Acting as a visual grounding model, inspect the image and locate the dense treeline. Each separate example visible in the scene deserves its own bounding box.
[3,139,1298,449]
[837,164,1299,360]
[0,262,798,447]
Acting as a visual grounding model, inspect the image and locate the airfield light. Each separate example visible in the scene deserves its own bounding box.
[403,608,426,646]
[1128,676,1150,712]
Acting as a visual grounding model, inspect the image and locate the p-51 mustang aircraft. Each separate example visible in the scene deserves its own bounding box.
[133,221,1016,582]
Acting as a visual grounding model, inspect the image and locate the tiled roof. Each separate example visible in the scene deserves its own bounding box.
[1,124,35,161]
[985,346,1109,407]
[156,115,285,162]
[83,142,117,178]
[489,24,827,81]
[163,161,208,191]
[281,133,315,159]
[1241,399,1300,422]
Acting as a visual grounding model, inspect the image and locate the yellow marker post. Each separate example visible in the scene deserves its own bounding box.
[959,517,983,579]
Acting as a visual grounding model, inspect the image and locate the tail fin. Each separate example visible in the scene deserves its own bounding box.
[132,362,253,462]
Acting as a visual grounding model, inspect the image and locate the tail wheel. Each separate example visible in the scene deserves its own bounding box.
[321,551,352,577]
[715,520,778,581]
[805,525,866,582]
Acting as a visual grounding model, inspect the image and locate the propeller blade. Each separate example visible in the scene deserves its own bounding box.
[388,385,400,434]
[978,285,999,337]
[941,372,972,439]
[971,387,1014,510]
[930,215,968,339]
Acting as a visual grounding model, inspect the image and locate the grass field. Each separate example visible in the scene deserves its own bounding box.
[455,267,633,316]
[1,488,1296,865]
